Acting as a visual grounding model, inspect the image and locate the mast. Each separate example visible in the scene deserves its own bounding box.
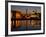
[26,8,28,30]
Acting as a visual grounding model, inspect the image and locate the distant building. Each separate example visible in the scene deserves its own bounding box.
[15,11,22,19]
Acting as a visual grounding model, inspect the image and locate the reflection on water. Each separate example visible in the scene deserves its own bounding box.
[15,20,41,27]
[11,20,41,31]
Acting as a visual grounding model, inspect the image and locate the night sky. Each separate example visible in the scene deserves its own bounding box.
[11,5,41,14]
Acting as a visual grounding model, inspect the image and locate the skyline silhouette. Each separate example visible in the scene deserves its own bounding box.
[11,5,41,14]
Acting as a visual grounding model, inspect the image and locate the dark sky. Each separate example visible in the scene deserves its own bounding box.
[11,5,41,14]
